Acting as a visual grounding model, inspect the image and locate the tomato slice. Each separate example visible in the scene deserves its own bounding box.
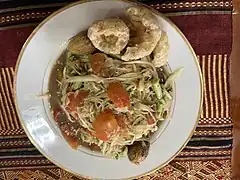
[59,123,80,149]
[62,131,79,150]
[92,109,119,141]
[65,90,89,112]
[107,82,130,108]
[90,53,108,77]
[147,117,155,125]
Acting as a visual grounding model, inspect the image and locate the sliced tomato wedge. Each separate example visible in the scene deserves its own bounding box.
[147,117,155,125]
[90,53,108,77]
[59,123,80,149]
[92,109,119,141]
[65,90,89,113]
[107,82,130,108]
[62,131,80,150]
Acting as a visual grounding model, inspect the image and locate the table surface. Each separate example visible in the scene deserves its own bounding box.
[0,0,235,179]
[231,0,240,178]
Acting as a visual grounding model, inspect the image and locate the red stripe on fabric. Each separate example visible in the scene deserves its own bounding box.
[170,14,232,55]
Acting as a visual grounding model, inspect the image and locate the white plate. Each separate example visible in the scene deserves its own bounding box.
[14,0,203,179]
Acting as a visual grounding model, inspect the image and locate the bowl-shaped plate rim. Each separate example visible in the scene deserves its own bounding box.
[13,0,203,179]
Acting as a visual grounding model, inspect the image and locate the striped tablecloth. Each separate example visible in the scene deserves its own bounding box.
[0,0,232,179]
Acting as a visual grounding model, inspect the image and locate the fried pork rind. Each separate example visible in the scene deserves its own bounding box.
[152,31,169,67]
[88,18,130,54]
[125,6,159,31]
[122,6,161,61]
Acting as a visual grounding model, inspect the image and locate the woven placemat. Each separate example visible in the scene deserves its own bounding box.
[0,0,232,179]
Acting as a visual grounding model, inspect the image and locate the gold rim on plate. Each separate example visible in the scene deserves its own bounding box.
[13,0,203,179]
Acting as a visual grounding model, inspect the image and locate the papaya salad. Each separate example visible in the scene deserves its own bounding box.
[49,6,183,165]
